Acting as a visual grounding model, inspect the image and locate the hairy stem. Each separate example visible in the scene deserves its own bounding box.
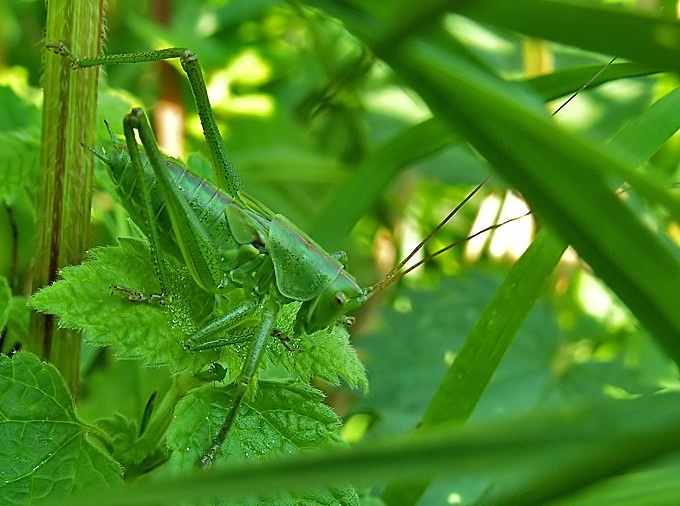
[29,0,105,395]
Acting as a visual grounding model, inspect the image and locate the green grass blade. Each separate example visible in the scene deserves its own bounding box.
[380,37,680,362]
[550,464,680,505]
[310,118,459,250]
[460,0,680,74]
[421,229,565,427]
[524,62,660,102]
[381,227,566,504]
[56,393,680,506]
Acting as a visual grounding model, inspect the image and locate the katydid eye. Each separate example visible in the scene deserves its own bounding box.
[334,292,347,306]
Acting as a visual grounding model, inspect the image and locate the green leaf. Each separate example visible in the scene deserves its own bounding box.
[0,86,41,133]
[30,238,212,372]
[0,128,40,205]
[0,352,122,504]
[95,412,167,477]
[2,295,30,354]
[271,306,368,392]
[167,379,359,503]
[356,272,560,436]
[0,276,9,332]
[169,380,343,467]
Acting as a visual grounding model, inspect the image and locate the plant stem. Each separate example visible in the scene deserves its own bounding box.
[29,0,105,395]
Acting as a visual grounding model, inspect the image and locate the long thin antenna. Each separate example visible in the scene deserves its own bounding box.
[369,55,617,297]
[387,212,531,287]
[382,177,490,282]
[370,211,530,295]
[551,56,617,117]
[371,177,490,295]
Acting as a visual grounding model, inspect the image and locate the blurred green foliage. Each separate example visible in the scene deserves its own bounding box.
[2,0,680,504]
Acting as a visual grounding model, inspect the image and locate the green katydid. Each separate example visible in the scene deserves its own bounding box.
[46,41,527,467]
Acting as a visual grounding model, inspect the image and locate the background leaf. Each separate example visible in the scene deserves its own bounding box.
[6,0,680,503]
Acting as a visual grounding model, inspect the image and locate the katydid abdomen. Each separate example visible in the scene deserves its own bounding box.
[100,134,241,267]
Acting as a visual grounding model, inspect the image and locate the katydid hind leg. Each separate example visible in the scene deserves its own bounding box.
[122,113,172,298]
[125,108,228,294]
[47,41,242,196]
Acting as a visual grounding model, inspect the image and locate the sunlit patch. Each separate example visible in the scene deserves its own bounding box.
[398,207,427,280]
[574,270,630,329]
[372,227,397,278]
[340,413,373,443]
[196,11,218,37]
[464,193,499,262]
[550,93,600,129]
[597,78,648,102]
[393,295,412,314]
[444,14,514,56]
[0,67,41,105]
[668,221,680,245]
[603,384,641,400]
[207,49,275,117]
[364,84,430,123]
[465,192,534,263]
[155,100,185,157]
[447,492,463,504]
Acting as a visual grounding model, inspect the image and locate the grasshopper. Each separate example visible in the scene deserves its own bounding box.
[47,42,525,467]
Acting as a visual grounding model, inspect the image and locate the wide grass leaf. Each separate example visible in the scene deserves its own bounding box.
[58,392,680,505]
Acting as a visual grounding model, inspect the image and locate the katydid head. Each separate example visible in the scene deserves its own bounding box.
[296,269,368,334]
